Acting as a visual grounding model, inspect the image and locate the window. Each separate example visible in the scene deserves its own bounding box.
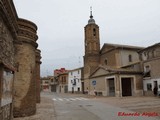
[104,59,108,65]
[145,66,150,72]
[64,76,66,81]
[128,55,132,62]
[93,28,96,36]
[78,70,80,74]
[45,81,49,84]
[144,65,151,77]
[147,83,152,91]
[78,87,80,92]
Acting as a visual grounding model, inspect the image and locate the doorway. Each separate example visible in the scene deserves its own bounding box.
[121,78,132,96]
[72,87,74,93]
[108,78,115,96]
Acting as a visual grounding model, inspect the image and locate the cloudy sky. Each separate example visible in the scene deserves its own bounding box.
[13,0,160,77]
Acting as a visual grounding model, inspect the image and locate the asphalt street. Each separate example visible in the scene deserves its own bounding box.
[51,93,158,120]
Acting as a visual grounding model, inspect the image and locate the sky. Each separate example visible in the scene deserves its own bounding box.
[13,0,160,77]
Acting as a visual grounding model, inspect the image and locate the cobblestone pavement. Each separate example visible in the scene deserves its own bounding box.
[13,92,160,120]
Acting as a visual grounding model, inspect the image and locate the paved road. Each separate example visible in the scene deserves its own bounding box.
[52,93,158,120]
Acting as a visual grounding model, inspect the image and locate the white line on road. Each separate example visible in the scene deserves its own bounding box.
[52,97,89,102]
[64,98,70,101]
[58,98,63,101]
[79,97,89,100]
[70,98,76,101]
[52,98,57,101]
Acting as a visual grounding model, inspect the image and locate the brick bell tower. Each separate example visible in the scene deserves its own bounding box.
[83,8,100,90]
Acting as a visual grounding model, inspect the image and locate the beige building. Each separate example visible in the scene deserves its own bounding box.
[49,76,57,92]
[139,43,160,96]
[41,77,51,92]
[57,72,68,93]
[83,11,144,97]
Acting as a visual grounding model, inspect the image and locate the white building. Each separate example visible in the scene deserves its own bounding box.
[68,67,83,93]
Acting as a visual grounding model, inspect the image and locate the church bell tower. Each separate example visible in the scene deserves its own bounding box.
[84,8,100,76]
[84,8,100,55]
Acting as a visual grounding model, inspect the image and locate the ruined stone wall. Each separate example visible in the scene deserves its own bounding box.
[13,19,38,117]
[0,17,14,120]
[0,15,15,68]
[0,0,18,119]
[35,49,41,103]
[0,0,41,119]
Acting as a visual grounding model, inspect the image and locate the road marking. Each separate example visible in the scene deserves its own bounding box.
[52,98,57,101]
[79,97,89,100]
[52,97,89,102]
[70,98,76,101]
[75,98,82,100]
[58,98,63,101]
[64,98,70,101]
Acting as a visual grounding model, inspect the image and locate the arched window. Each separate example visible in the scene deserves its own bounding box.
[93,28,96,36]
[104,59,108,65]
[128,55,132,62]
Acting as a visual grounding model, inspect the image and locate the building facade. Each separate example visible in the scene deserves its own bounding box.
[139,43,160,96]
[68,67,83,93]
[41,77,50,92]
[53,68,68,93]
[57,73,68,93]
[49,76,56,92]
[83,11,144,97]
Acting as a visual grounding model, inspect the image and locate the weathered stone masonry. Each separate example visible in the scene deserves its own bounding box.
[35,49,42,103]
[0,0,41,119]
[13,18,38,117]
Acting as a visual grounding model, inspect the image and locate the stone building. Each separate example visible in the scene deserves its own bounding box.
[83,11,144,97]
[0,0,41,119]
[139,43,160,96]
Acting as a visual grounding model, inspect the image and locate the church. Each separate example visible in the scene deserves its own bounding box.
[83,10,144,97]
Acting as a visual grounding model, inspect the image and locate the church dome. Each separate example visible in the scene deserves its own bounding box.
[88,17,95,24]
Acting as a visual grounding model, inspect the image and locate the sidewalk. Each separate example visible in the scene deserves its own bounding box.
[13,92,55,120]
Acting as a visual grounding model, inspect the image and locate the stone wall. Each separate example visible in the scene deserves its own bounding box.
[13,19,38,117]
[0,0,41,119]
[35,49,41,103]
[0,17,15,67]
[0,0,18,119]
